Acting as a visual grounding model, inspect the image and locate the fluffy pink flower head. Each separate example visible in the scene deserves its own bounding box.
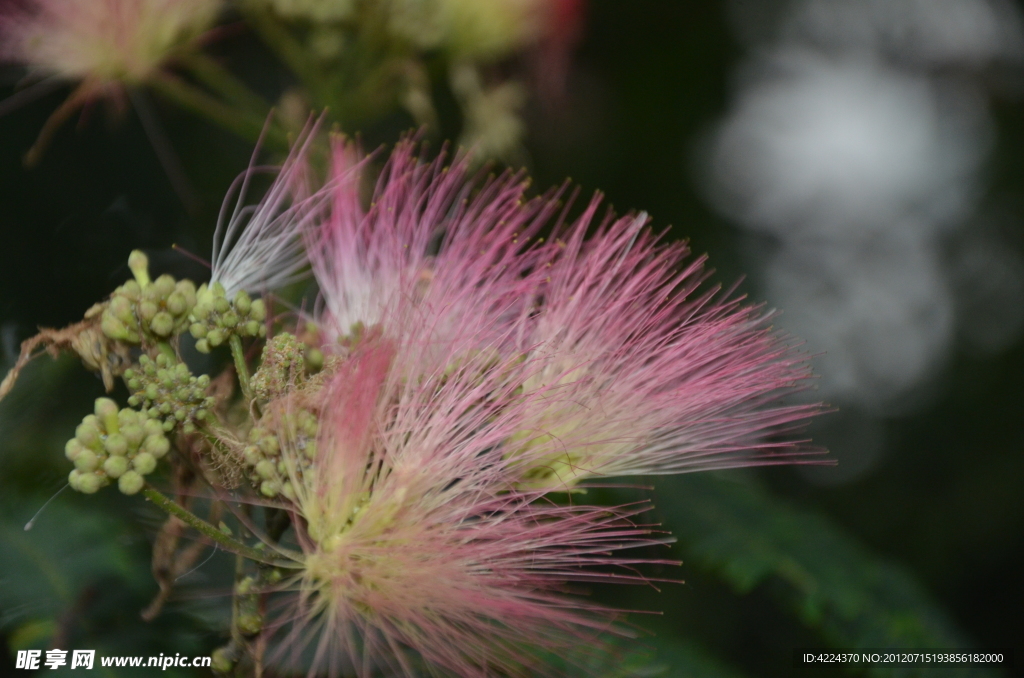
[261,138,824,675]
[307,142,821,491]
[0,0,220,87]
[509,198,820,489]
[307,137,555,350]
[268,321,669,677]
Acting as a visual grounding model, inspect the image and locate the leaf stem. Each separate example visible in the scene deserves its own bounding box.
[142,488,299,568]
[230,334,253,404]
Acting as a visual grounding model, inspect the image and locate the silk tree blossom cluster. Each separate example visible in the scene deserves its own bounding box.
[218,138,820,674]
[0,133,822,676]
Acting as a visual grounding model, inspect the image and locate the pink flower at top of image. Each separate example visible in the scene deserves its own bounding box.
[305,139,823,491]
[0,0,220,88]
[240,135,824,677]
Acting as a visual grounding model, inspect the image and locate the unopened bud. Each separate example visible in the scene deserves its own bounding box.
[132,452,157,475]
[128,250,150,287]
[103,455,129,478]
[150,311,175,337]
[118,470,145,495]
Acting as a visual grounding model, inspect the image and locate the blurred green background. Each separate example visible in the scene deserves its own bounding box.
[1,2,1021,676]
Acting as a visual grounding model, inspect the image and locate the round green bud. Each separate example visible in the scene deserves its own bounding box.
[76,418,101,448]
[189,322,208,339]
[243,320,260,336]
[303,441,317,460]
[127,395,140,408]
[174,408,187,421]
[153,274,176,298]
[166,291,188,316]
[128,250,150,285]
[160,374,175,389]
[104,433,128,456]
[242,445,261,466]
[103,455,129,478]
[143,419,164,437]
[197,374,210,388]
[195,339,210,354]
[147,407,161,419]
[75,471,105,494]
[305,348,324,373]
[259,481,279,498]
[145,384,160,400]
[175,387,190,401]
[182,421,196,434]
[109,295,136,324]
[213,297,231,314]
[174,363,189,380]
[176,280,197,305]
[74,449,100,472]
[281,481,295,501]
[161,420,174,432]
[258,324,267,338]
[127,377,142,391]
[138,300,158,322]
[234,291,251,314]
[220,310,239,328]
[158,402,172,415]
[101,313,131,341]
[132,452,157,475]
[192,301,211,321]
[255,459,276,481]
[65,438,84,461]
[207,329,225,347]
[210,647,234,674]
[118,471,144,495]
[145,434,171,458]
[150,311,175,337]
[258,435,279,456]
[95,398,118,419]
[121,424,144,449]
[156,353,171,368]
[249,299,266,322]
[121,279,142,300]
[195,408,208,420]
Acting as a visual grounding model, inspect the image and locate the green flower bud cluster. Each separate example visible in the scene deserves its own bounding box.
[189,283,267,353]
[101,251,197,343]
[251,333,308,402]
[65,397,171,495]
[123,354,214,433]
[243,409,319,500]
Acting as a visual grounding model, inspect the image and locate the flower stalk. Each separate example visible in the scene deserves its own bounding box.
[142,488,299,569]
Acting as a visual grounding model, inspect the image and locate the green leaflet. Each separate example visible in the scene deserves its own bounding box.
[660,474,1000,678]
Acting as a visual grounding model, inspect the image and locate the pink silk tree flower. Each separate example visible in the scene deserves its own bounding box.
[267,323,671,678]
[509,197,820,489]
[0,0,220,86]
[0,0,221,161]
[306,141,821,491]
[255,139,824,676]
[307,137,556,351]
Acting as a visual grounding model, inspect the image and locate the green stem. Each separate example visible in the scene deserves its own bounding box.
[181,54,271,119]
[142,488,300,569]
[236,5,329,105]
[229,334,253,404]
[148,74,288,150]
